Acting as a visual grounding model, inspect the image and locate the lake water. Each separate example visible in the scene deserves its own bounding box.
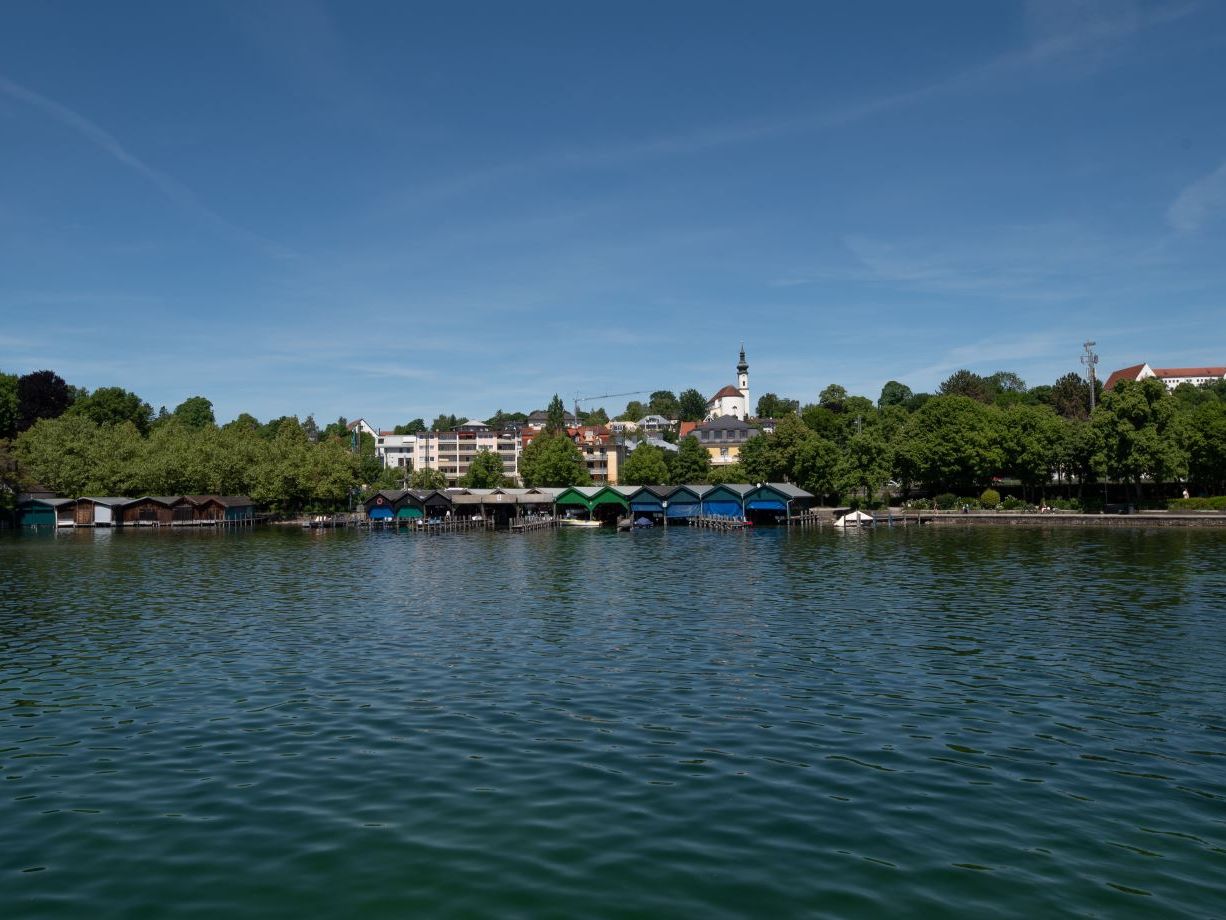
[2,526,1224,918]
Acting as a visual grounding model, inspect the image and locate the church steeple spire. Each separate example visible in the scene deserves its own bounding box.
[737,345,749,409]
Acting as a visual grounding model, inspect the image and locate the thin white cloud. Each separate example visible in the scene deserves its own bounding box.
[390,0,1198,208]
[1167,159,1226,232]
[0,74,296,259]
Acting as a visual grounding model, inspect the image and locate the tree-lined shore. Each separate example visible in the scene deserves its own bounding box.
[3,366,1224,515]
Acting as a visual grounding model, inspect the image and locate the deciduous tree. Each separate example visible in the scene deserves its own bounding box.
[460,449,509,488]
[677,388,708,422]
[172,396,216,429]
[669,436,712,484]
[518,433,590,487]
[621,444,670,485]
[70,386,154,433]
[17,370,71,432]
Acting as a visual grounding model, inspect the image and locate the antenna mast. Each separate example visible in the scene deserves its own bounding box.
[1080,341,1099,413]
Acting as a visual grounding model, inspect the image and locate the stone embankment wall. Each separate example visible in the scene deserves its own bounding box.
[923,512,1226,528]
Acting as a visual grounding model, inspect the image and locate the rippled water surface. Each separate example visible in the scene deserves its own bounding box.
[2,526,1225,917]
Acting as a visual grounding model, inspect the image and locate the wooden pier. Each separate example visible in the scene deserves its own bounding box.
[510,517,558,533]
[690,515,750,531]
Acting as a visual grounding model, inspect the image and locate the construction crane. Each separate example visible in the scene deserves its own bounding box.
[574,390,653,422]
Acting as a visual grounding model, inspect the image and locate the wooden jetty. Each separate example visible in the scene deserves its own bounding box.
[690,515,750,531]
[510,517,558,533]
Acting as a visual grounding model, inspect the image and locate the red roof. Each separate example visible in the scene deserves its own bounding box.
[678,421,698,438]
[1151,367,1226,379]
[708,385,742,401]
[1103,364,1146,391]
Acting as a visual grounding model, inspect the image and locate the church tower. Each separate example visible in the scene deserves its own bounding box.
[737,345,749,407]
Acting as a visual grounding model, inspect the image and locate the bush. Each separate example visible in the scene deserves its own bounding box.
[1169,496,1226,511]
[905,498,932,510]
[1048,497,1082,512]
[979,488,1001,508]
[935,493,958,510]
[1001,495,1027,511]
[958,497,981,510]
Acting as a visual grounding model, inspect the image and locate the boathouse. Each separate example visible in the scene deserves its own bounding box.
[555,486,601,521]
[217,496,255,521]
[664,485,707,520]
[625,485,672,523]
[364,490,403,521]
[121,496,195,526]
[74,497,133,527]
[701,484,753,519]
[16,497,75,528]
[744,483,813,523]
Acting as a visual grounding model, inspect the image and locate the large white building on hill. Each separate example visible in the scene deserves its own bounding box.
[1103,363,1226,391]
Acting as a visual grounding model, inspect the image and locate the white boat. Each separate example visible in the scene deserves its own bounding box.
[559,518,602,528]
[834,510,874,528]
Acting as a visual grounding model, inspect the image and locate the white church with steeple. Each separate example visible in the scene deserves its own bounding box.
[705,346,751,420]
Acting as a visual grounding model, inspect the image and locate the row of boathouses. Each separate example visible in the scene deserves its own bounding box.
[16,495,256,528]
[362,483,814,527]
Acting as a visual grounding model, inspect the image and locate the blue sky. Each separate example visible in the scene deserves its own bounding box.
[2,0,1224,426]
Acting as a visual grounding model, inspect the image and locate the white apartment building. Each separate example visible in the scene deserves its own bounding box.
[412,423,521,485]
[376,432,416,469]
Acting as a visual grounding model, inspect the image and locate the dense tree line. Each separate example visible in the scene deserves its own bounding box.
[3,370,382,512]
[7,366,1224,511]
[733,372,1226,505]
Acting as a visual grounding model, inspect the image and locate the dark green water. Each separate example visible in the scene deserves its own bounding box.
[1,526,1224,918]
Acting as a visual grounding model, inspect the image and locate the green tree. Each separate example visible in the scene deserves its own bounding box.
[69,386,154,434]
[1047,372,1093,420]
[647,390,680,420]
[818,384,848,413]
[17,370,72,432]
[459,449,509,488]
[321,417,350,440]
[1176,401,1226,493]
[838,431,892,503]
[800,404,840,441]
[987,371,1027,396]
[226,412,261,433]
[756,393,799,418]
[1000,404,1067,500]
[621,444,670,485]
[545,394,568,433]
[677,388,708,422]
[896,396,1005,493]
[1093,378,1185,498]
[172,396,216,429]
[410,468,448,490]
[617,400,648,421]
[14,414,102,495]
[707,462,747,485]
[938,369,992,403]
[302,414,320,441]
[878,380,913,409]
[0,372,18,439]
[394,418,427,435]
[429,414,467,431]
[580,407,609,426]
[518,433,590,487]
[670,436,712,484]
